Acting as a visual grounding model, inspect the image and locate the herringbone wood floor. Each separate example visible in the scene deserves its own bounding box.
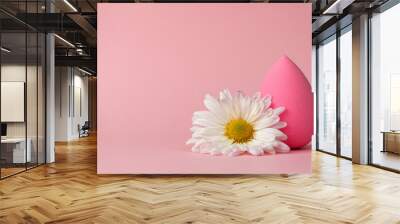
[1,134,400,224]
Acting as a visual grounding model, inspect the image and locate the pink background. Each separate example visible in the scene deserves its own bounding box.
[98,4,312,174]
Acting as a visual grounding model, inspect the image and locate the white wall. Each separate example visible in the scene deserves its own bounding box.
[55,67,70,141]
[1,65,41,137]
[1,64,46,164]
[55,67,89,141]
[71,73,89,138]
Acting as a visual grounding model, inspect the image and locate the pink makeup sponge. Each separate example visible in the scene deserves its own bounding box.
[261,55,313,148]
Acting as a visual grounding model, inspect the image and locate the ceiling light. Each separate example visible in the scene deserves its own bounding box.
[76,48,85,55]
[63,0,78,12]
[323,0,355,14]
[1,47,11,53]
[78,67,93,76]
[54,34,75,48]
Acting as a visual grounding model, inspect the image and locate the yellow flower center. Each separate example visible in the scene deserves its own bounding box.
[224,118,254,144]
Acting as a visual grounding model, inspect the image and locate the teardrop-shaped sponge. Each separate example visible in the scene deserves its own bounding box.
[261,56,313,148]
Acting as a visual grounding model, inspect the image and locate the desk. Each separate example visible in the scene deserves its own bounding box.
[1,138,32,163]
[382,131,400,154]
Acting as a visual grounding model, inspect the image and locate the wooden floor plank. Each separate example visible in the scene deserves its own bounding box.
[1,134,400,223]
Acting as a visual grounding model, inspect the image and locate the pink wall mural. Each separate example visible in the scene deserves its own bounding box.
[98,3,312,174]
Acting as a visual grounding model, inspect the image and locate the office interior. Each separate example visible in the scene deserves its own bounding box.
[0,0,398,177]
[0,13,46,178]
[315,2,400,172]
[0,0,97,179]
[0,0,400,222]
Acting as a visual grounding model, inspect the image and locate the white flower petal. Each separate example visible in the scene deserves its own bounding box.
[187,89,291,156]
[248,146,264,156]
[254,116,280,130]
[253,92,261,101]
[204,95,228,122]
[274,142,290,153]
[219,89,232,101]
[227,150,242,157]
[274,107,285,116]
[271,121,287,129]
[259,128,288,141]
[263,96,272,109]
[254,131,276,143]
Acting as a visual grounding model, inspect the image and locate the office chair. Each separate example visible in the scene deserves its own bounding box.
[79,121,90,138]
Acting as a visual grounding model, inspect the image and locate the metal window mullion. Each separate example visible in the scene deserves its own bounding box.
[44,18,47,164]
[316,45,320,150]
[68,69,71,118]
[25,0,28,171]
[73,68,75,118]
[367,11,373,165]
[336,30,341,157]
[0,25,2,179]
[36,0,39,167]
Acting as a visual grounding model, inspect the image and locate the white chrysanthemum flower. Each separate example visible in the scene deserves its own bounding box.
[186,89,290,156]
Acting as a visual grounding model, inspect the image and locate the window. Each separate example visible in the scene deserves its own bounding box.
[317,36,337,154]
[339,28,352,158]
[316,25,353,159]
[370,3,400,171]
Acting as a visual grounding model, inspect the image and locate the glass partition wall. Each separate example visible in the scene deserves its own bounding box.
[0,3,46,179]
[316,26,353,159]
